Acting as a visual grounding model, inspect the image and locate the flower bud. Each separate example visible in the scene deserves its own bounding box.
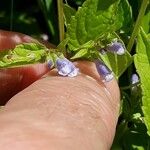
[95,60,113,82]
[106,40,125,55]
[56,58,79,77]
[131,74,139,85]
[47,60,53,69]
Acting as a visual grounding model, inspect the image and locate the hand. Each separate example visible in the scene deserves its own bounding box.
[0,30,120,150]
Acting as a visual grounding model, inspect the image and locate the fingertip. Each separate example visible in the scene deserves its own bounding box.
[0,30,36,50]
[75,61,120,102]
[20,63,49,89]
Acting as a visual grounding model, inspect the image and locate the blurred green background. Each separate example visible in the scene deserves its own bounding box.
[0,0,85,45]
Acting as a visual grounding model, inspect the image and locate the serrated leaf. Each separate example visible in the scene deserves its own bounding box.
[67,0,130,51]
[0,43,48,68]
[63,4,76,27]
[65,0,133,78]
[134,28,150,136]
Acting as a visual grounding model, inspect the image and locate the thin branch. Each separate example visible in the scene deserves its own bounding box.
[57,0,65,42]
[127,0,149,52]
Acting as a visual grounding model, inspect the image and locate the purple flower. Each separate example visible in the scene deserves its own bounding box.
[56,58,79,77]
[47,60,53,69]
[131,74,139,85]
[106,40,125,55]
[95,60,114,82]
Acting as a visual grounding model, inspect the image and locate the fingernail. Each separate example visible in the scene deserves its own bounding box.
[95,60,113,82]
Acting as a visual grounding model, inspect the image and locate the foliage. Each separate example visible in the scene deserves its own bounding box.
[134,28,150,136]
[0,0,150,149]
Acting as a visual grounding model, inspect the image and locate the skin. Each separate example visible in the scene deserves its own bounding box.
[0,30,120,150]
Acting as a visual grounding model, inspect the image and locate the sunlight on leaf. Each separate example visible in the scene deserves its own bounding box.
[134,28,150,136]
[0,43,47,68]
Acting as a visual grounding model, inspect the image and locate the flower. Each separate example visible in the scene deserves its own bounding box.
[106,40,125,55]
[47,60,53,69]
[131,73,139,85]
[95,60,113,82]
[56,58,79,77]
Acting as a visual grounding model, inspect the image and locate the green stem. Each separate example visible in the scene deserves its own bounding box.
[57,0,65,42]
[127,0,149,52]
[37,0,55,36]
[121,83,140,90]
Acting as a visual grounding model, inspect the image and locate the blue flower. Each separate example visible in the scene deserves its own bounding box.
[47,60,53,69]
[95,60,113,82]
[106,40,125,55]
[131,74,139,85]
[56,58,79,77]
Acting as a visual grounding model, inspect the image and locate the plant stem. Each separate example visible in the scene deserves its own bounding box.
[37,0,55,37]
[121,83,140,90]
[57,0,65,42]
[127,0,149,52]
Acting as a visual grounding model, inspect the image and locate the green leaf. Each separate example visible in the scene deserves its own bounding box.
[57,38,69,55]
[37,0,59,44]
[71,49,89,59]
[63,4,76,27]
[134,28,150,136]
[122,122,150,150]
[100,50,133,78]
[67,0,129,51]
[97,33,133,78]
[0,43,48,68]
[141,10,150,34]
[119,0,133,32]
[64,0,133,78]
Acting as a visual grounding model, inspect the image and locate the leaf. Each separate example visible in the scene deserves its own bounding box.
[100,50,133,78]
[141,10,150,34]
[134,28,150,136]
[0,43,48,68]
[119,0,133,32]
[70,40,95,59]
[63,4,76,27]
[37,0,59,44]
[67,0,130,51]
[57,38,69,55]
[122,122,150,150]
[64,0,133,78]
[44,0,53,11]
[97,32,133,78]
[71,49,89,59]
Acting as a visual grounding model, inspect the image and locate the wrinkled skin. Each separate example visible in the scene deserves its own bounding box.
[0,30,120,150]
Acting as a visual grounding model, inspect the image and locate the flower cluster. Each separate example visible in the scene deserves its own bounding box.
[47,38,126,82]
